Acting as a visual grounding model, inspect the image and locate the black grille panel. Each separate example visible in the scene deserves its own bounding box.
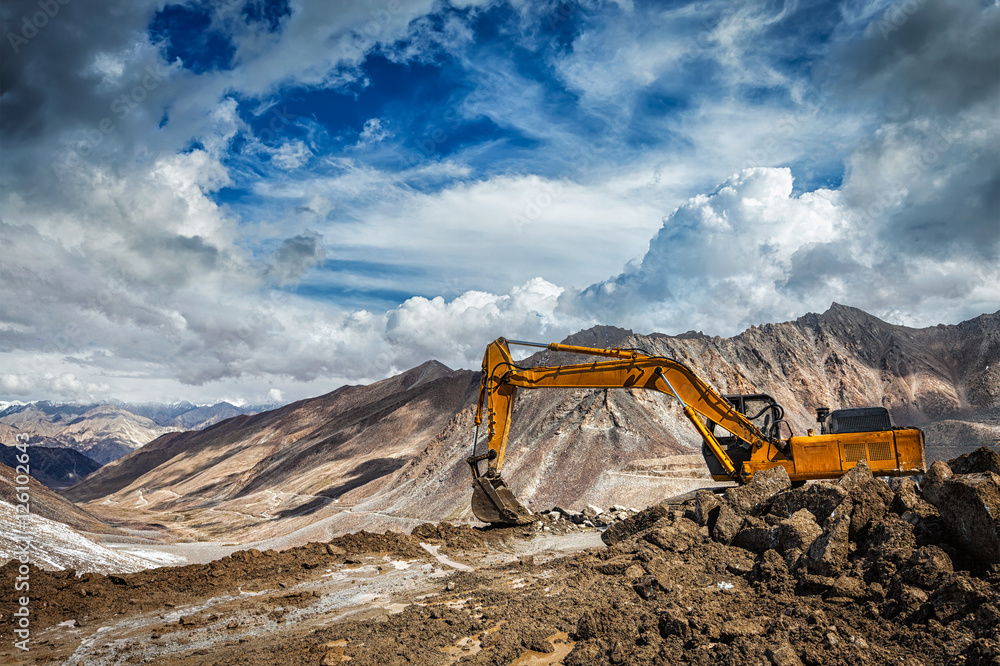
[829,407,892,434]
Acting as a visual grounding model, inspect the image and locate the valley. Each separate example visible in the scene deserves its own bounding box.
[1,305,998,665]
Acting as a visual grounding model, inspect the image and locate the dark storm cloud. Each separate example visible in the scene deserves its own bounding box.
[779,242,870,298]
[829,0,1000,260]
[835,0,999,118]
[1,1,160,159]
[269,231,325,284]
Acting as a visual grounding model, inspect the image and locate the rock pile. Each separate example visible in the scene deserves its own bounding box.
[538,504,641,530]
[592,447,1000,664]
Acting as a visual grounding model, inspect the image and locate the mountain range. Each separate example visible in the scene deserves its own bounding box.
[0,401,274,465]
[0,444,100,491]
[62,304,1000,546]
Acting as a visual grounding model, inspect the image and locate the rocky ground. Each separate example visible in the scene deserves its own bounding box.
[2,448,998,665]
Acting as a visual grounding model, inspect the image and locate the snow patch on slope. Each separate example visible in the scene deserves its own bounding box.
[0,500,183,573]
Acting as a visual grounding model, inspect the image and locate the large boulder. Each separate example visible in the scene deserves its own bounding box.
[776,509,823,554]
[901,545,954,590]
[862,514,917,585]
[732,516,777,554]
[925,576,997,624]
[723,466,791,515]
[889,477,923,514]
[897,498,946,547]
[710,467,792,546]
[711,502,743,545]
[601,504,670,546]
[805,498,853,576]
[888,476,944,545]
[769,482,849,523]
[644,518,698,554]
[837,460,875,491]
[838,464,894,539]
[948,446,1000,475]
[751,548,793,590]
[922,460,953,498]
[923,470,1000,564]
[693,490,721,528]
[864,515,917,565]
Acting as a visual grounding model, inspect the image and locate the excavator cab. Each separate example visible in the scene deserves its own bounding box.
[703,393,784,479]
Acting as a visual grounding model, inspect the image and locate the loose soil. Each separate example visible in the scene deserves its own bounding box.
[2,455,999,665]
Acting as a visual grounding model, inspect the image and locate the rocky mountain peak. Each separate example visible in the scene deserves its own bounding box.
[559,325,635,348]
[398,360,455,390]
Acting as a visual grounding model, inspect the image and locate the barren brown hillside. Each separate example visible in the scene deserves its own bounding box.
[64,305,999,544]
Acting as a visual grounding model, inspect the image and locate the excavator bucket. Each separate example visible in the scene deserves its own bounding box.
[471,476,533,525]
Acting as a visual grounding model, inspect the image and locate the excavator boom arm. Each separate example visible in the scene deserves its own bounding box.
[470,338,776,523]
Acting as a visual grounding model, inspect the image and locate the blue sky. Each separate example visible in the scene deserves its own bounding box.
[1,0,997,404]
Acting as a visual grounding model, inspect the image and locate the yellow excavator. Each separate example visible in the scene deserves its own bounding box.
[468,338,926,524]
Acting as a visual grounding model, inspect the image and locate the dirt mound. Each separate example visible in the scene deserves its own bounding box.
[411,521,502,550]
[4,457,999,664]
[217,461,998,665]
[923,461,1000,564]
[328,530,427,559]
[573,458,1000,664]
[277,482,999,665]
[0,529,434,633]
[410,505,644,551]
[950,446,1000,475]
